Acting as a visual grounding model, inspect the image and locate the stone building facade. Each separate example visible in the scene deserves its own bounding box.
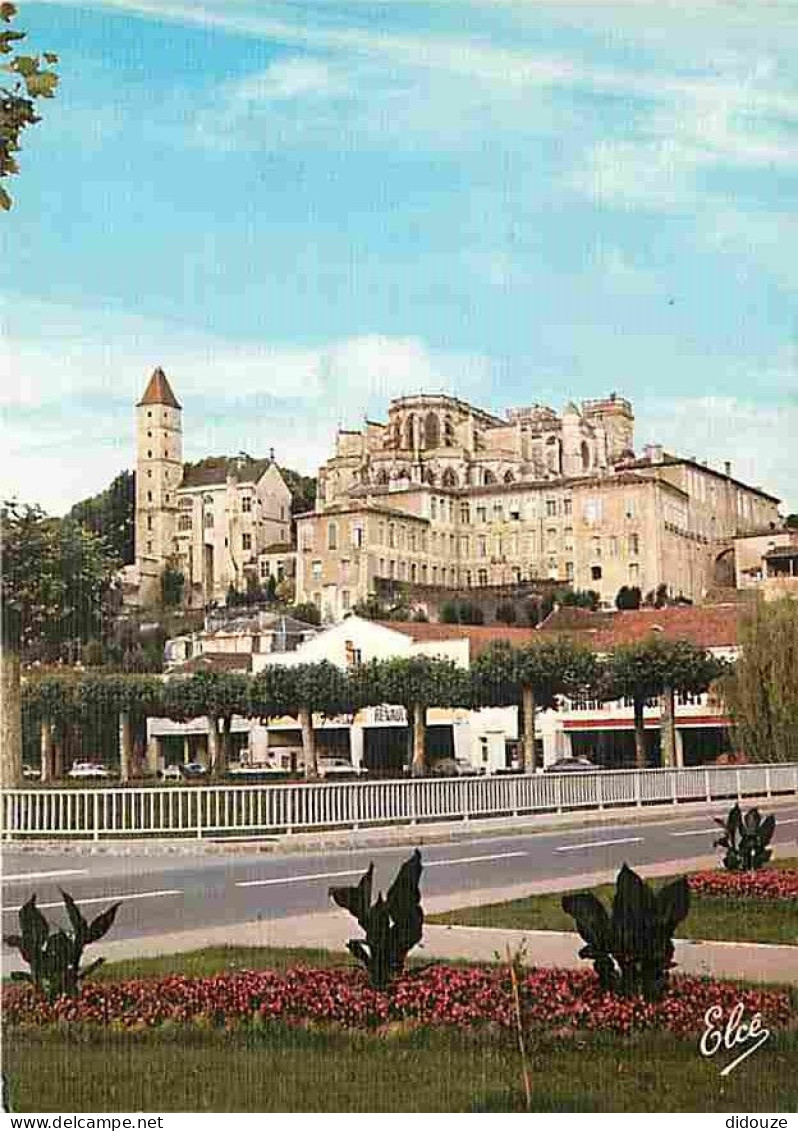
[134,368,292,607]
[295,393,780,621]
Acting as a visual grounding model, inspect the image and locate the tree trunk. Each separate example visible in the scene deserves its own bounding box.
[633,696,647,768]
[132,719,147,779]
[118,710,133,783]
[220,715,232,777]
[53,728,65,780]
[411,703,426,777]
[0,645,22,788]
[660,685,676,768]
[299,706,317,779]
[40,718,54,783]
[521,685,536,772]
[207,713,221,778]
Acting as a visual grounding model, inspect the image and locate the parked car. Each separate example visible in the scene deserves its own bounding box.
[317,758,366,780]
[429,758,481,778]
[181,761,208,779]
[22,763,40,780]
[160,765,184,782]
[67,761,111,779]
[544,756,599,773]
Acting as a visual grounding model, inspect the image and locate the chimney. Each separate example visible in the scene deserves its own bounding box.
[724,460,732,477]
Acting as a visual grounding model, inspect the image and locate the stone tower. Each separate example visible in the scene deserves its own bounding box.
[135,367,183,606]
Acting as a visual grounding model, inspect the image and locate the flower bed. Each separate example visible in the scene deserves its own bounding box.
[689,869,798,901]
[5,965,794,1039]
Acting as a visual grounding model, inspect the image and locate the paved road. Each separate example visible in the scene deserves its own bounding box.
[3,804,797,944]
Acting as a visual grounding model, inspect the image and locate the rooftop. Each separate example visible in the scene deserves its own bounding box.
[137,366,181,410]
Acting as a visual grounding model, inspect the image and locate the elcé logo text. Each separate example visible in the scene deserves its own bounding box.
[700,1002,771,1077]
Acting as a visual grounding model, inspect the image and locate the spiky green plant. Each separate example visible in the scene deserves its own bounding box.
[561,864,690,1002]
[714,803,776,871]
[329,850,423,990]
[3,890,120,1002]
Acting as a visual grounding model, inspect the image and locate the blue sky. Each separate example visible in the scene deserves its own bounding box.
[2,0,797,513]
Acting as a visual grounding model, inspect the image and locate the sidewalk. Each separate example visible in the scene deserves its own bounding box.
[6,792,797,857]
[5,848,795,985]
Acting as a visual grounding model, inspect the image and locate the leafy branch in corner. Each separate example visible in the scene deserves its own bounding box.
[1,3,58,211]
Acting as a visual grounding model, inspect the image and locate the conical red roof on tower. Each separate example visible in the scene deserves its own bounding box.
[137,366,181,409]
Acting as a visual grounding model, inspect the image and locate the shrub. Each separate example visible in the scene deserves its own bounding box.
[561,863,689,1002]
[713,804,776,871]
[329,850,423,990]
[495,602,517,625]
[689,868,798,901]
[4,891,120,1003]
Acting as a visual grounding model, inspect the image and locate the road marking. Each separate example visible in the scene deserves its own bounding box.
[2,869,88,884]
[237,851,528,889]
[426,851,527,867]
[670,829,717,838]
[238,869,361,888]
[554,837,644,852]
[777,818,798,825]
[3,889,182,913]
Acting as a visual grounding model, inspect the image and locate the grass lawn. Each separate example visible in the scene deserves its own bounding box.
[429,860,798,945]
[6,1023,798,1112]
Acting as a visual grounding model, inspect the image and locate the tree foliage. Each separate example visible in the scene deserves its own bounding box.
[722,599,798,763]
[615,585,642,611]
[69,471,135,567]
[1,3,58,210]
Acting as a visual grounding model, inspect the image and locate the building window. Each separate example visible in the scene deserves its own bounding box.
[546,498,557,517]
[379,558,385,576]
[591,565,602,581]
[204,512,214,527]
[147,410,152,418]
[493,502,503,521]
[260,561,268,578]
[466,570,472,587]
[476,505,487,523]
[430,498,437,519]
[421,564,428,583]
[625,497,636,519]
[311,560,322,581]
[563,498,572,516]
[178,514,191,532]
[609,535,618,557]
[242,533,252,551]
[328,522,338,551]
[340,559,350,581]
[478,535,487,557]
[242,495,252,513]
[411,563,417,582]
[147,491,153,502]
[432,565,438,584]
[460,503,470,524]
[629,563,640,582]
[390,560,396,578]
[341,590,351,611]
[565,561,574,580]
[583,498,602,524]
[147,516,153,530]
[629,533,640,556]
[353,525,364,549]
[478,568,488,586]
[388,523,396,548]
[146,541,152,554]
[147,450,152,459]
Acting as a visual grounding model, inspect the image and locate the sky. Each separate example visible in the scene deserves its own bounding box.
[2,0,797,514]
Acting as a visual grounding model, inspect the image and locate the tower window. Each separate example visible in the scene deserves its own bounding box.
[242,533,252,551]
[147,411,152,418]
[147,451,152,459]
[147,516,153,530]
[146,541,152,554]
[242,495,252,513]
[147,491,153,502]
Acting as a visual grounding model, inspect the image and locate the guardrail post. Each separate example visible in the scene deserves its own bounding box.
[196,791,203,840]
[765,766,772,798]
[635,771,642,808]
[92,792,100,842]
[555,775,563,813]
[410,780,418,825]
[704,767,712,803]
[596,773,604,811]
[735,768,742,800]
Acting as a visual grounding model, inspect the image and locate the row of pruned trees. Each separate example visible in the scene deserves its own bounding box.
[20,635,727,783]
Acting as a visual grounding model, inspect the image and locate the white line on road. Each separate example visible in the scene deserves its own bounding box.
[2,869,88,884]
[554,837,644,852]
[237,851,528,888]
[670,829,717,838]
[426,851,527,867]
[238,869,360,888]
[3,889,182,913]
[777,818,798,825]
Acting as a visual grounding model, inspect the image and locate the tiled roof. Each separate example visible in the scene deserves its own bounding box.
[137,367,181,409]
[180,456,273,489]
[262,542,294,554]
[382,603,742,656]
[169,652,252,674]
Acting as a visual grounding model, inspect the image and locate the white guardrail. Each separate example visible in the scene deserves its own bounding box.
[2,763,797,841]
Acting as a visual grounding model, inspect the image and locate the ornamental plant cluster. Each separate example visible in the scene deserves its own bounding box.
[713,804,776,872]
[5,964,792,1039]
[689,868,798,901]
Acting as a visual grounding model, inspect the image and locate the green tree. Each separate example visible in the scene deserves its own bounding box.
[557,588,600,611]
[1,503,117,786]
[472,639,598,772]
[606,637,724,768]
[723,599,798,763]
[69,471,135,566]
[279,662,352,778]
[161,566,184,608]
[494,601,517,625]
[784,514,798,530]
[290,601,321,626]
[440,600,484,625]
[368,656,471,776]
[615,585,642,611]
[78,674,164,782]
[1,3,58,210]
